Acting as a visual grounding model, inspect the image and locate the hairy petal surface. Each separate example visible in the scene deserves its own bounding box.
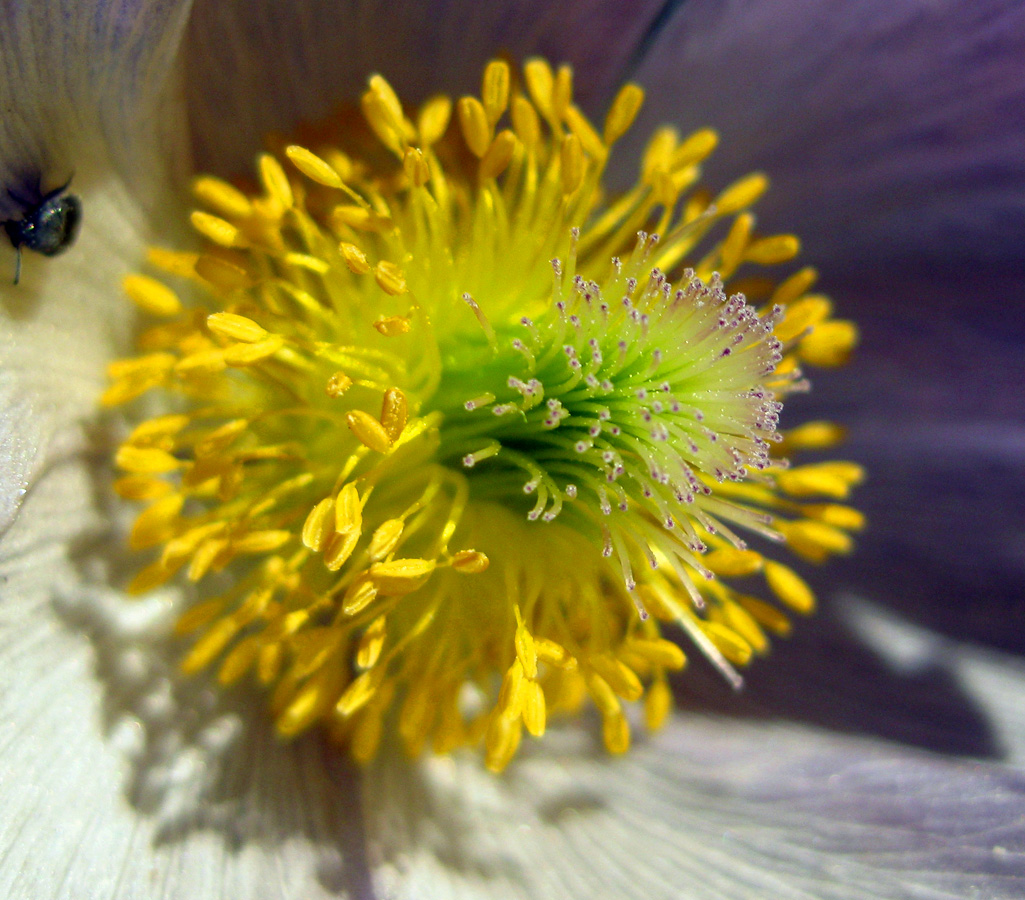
[627,0,1025,271]
[0,453,376,899]
[364,707,1025,900]
[0,0,193,536]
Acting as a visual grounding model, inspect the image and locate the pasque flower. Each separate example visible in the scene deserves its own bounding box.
[2,2,1023,898]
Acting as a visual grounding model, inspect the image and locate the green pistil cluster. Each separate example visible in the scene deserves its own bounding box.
[432,232,787,595]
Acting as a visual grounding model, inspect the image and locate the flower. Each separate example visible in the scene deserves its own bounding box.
[2,2,1024,898]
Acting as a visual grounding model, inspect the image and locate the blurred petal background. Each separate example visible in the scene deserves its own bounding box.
[1,1,1023,898]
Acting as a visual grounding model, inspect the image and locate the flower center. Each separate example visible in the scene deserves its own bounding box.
[106,58,863,771]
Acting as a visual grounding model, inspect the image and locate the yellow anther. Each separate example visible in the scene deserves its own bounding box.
[585,671,620,717]
[564,105,605,158]
[604,83,645,144]
[369,558,436,595]
[626,638,686,671]
[561,133,584,194]
[484,711,522,773]
[535,637,573,668]
[324,530,360,572]
[479,129,517,180]
[737,594,793,636]
[347,409,393,453]
[342,577,378,615]
[368,519,404,560]
[704,547,764,577]
[335,669,381,718]
[457,95,492,158]
[301,497,335,551]
[232,530,291,554]
[325,371,353,397]
[188,537,228,581]
[715,172,769,215]
[746,233,801,265]
[373,260,408,296]
[380,387,408,441]
[126,414,189,447]
[373,315,411,336]
[777,461,864,499]
[357,616,387,669]
[553,65,573,120]
[700,620,753,666]
[180,617,239,675]
[333,205,392,231]
[107,352,175,381]
[123,274,182,317]
[174,597,225,636]
[774,295,834,342]
[190,210,247,248]
[451,549,489,574]
[339,242,371,274]
[511,95,540,148]
[258,153,294,209]
[116,444,182,474]
[673,128,719,168]
[217,635,259,686]
[417,95,452,146]
[523,57,555,119]
[718,601,768,654]
[522,680,546,737]
[194,254,252,290]
[780,519,855,561]
[207,312,268,343]
[223,335,284,366]
[799,320,859,367]
[334,482,363,534]
[161,522,227,568]
[285,144,346,188]
[482,59,511,124]
[592,656,643,702]
[720,212,753,274]
[277,662,345,737]
[642,126,678,180]
[257,642,282,685]
[644,679,673,730]
[514,611,537,679]
[146,246,200,279]
[362,74,412,152]
[803,503,866,531]
[195,419,247,457]
[192,175,253,219]
[402,147,430,187]
[174,347,227,376]
[113,475,173,501]
[772,266,818,306]
[128,493,183,550]
[764,560,816,614]
[498,658,526,718]
[602,711,630,755]
[781,420,846,451]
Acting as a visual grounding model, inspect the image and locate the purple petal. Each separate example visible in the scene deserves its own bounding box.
[627,0,1025,272]
[788,268,1025,652]
[183,0,666,176]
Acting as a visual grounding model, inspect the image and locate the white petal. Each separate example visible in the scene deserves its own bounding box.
[182,0,667,176]
[0,1,194,207]
[1,0,194,532]
[365,711,1025,900]
[0,451,375,899]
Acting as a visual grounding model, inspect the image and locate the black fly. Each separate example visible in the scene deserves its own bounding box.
[2,179,82,285]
